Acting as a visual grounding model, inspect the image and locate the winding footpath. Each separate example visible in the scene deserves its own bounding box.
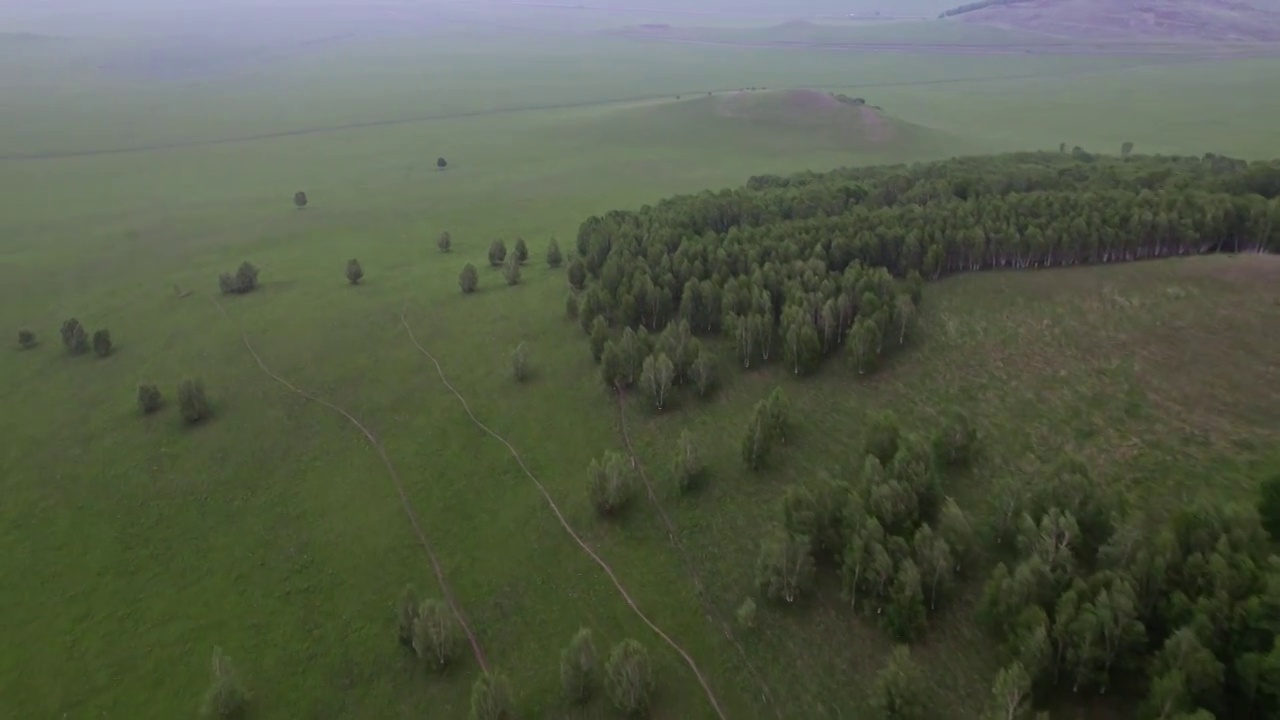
[399,306,728,720]
[210,296,489,673]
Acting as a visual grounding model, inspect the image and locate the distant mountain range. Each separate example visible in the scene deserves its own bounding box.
[939,0,1280,42]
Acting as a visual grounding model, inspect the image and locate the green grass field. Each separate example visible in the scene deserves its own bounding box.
[2,12,1279,720]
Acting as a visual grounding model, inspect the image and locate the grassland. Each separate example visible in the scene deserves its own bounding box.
[1,13,1278,720]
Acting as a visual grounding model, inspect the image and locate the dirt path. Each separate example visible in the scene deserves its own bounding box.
[210,296,489,673]
[615,389,782,719]
[399,307,728,720]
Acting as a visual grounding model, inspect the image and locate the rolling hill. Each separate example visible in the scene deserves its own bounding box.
[941,0,1280,43]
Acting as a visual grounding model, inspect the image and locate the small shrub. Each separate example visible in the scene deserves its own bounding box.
[219,261,259,295]
[345,258,364,285]
[736,598,757,629]
[92,329,112,357]
[412,598,458,671]
[200,647,248,719]
[293,190,307,209]
[396,586,419,648]
[605,639,653,717]
[459,263,479,294]
[60,318,88,355]
[137,383,162,414]
[672,430,704,493]
[565,293,579,320]
[513,237,529,264]
[488,239,507,267]
[178,378,211,424]
[547,238,563,268]
[438,230,453,252]
[502,252,521,286]
[470,671,514,720]
[511,342,529,382]
[588,452,635,517]
[436,157,448,170]
[17,329,36,349]
[560,628,599,704]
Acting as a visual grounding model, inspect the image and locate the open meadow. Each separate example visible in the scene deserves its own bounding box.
[2,4,1279,719]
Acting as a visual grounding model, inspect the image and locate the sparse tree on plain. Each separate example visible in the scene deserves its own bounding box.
[588,451,635,516]
[546,238,563,268]
[219,261,259,295]
[567,259,587,291]
[412,598,459,671]
[502,252,521,286]
[1121,141,1134,157]
[200,647,248,719]
[137,383,162,414]
[178,378,211,424]
[17,329,35,349]
[672,429,704,493]
[488,239,507,267]
[870,646,928,720]
[511,342,529,382]
[459,263,479,294]
[756,527,815,604]
[639,352,675,410]
[397,586,419,648]
[560,628,599,705]
[436,157,448,170]
[737,598,757,628]
[469,671,514,720]
[345,259,363,285]
[513,237,529,264]
[60,318,88,355]
[438,231,453,252]
[293,191,307,210]
[605,639,654,717]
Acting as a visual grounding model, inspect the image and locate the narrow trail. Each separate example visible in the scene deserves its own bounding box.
[615,390,782,719]
[209,296,489,674]
[398,307,728,720]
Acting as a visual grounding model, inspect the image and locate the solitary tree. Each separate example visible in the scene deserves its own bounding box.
[92,328,113,356]
[60,318,88,355]
[459,263,479,294]
[293,191,307,210]
[513,237,529,264]
[672,429,705,493]
[605,640,654,717]
[17,329,35,349]
[436,157,448,170]
[870,646,928,720]
[488,239,507,267]
[345,258,363,285]
[396,586,419,648]
[469,671,514,720]
[736,598,757,629]
[502,252,521,286]
[137,383,162,414]
[546,238,563,268]
[756,528,815,604]
[588,451,635,516]
[178,378,211,424]
[560,628,599,705]
[438,231,453,252]
[1121,141,1135,157]
[219,261,260,295]
[511,342,529,382]
[639,353,675,410]
[200,647,248,719]
[412,598,459,671]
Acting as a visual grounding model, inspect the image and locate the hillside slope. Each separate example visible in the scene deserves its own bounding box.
[942,0,1280,42]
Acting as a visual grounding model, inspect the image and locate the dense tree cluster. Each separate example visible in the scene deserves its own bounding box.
[599,318,717,406]
[570,151,1279,382]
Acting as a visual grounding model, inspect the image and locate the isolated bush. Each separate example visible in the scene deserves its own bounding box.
[137,383,162,414]
[588,451,635,516]
[200,647,248,719]
[546,238,563,268]
[412,598,459,671]
[488,239,507,267]
[871,646,928,720]
[60,318,88,355]
[513,237,529,264]
[397,586,419,648]
[511,342,529,382]
[564,293,579,320]
[1121,141,1135,157]
[756,528,815,604]
[92,329,112,357]
[219,261,259,295]
[736,598,757,629]
[438,230,452,252]
[177,378,211,424]
[345,258,363,285]
[437,156,448,170]
[17,329,36,349]
[560,628,599,704]
[502,252,521,286]
[567,258,587,291]
[470,671,514,720]
[293,190,307,209]
[932,409,978,467]
[605,639,654,717]
[459,263,479,294]
[1260,473,1280,541]
[672,429,704,493]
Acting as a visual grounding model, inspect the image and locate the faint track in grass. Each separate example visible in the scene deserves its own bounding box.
[210,296,489,673]
[399,306,729,720]
[615,388,783,719]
